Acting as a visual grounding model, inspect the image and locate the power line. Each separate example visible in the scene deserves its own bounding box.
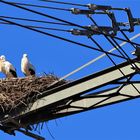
[0,1,87,30]
[4,2,107,14]
[1,0,140,47]
[120,30,136,49]
[0,17,125,60]
[10,2,71,11]
[40,0,126,11]
[0,15,71,26]
[0,21,70,32]
[40,0,87,7]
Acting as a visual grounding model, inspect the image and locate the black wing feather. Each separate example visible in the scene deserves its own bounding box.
[29,68,35,75]
[10,69,17,78]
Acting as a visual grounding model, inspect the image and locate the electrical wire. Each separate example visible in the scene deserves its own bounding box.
[0,17,125,60]
[120,30,136,49]
[10,2,71,11]
[0,15,71,26]
[0,21,70,32]
[40,0,126,11]
[0,2,139,62]
[1,0,140,47]
[4,2,106,14]
[40,0,87,7]
[0,1,139,64]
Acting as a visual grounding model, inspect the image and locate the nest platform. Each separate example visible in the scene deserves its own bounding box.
[0,74,67,114]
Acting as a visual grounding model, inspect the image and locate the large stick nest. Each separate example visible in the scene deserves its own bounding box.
[0,74,68,114]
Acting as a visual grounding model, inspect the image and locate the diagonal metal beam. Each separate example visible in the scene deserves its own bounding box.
[51,83,140,119]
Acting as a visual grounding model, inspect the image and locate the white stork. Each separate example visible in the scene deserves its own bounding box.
[0,55,17,78]
[21,54,36,76]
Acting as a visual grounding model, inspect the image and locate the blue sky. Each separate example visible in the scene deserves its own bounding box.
[0,0,140,140]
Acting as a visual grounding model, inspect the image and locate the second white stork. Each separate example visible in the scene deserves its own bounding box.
[0,55,17,78]
[21,54,36,76]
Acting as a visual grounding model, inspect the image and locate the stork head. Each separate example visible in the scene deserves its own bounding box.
[0,55,6,61]
[23,54,28,58]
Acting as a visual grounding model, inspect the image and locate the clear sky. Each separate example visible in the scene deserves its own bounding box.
[0,0,140,140]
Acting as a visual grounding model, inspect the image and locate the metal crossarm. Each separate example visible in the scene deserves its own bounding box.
[51,83,140,119]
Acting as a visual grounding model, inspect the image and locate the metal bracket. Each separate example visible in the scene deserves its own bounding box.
[70,28,94,37]
[125,8,135,32]
[71,8,95,15]
[87,4,112,10]
[70,25,117,37]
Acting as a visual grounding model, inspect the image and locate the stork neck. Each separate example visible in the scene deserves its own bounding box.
[24,57,29,61]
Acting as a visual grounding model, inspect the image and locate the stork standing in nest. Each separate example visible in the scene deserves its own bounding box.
[0,55,17,78]
[21,54,36,76]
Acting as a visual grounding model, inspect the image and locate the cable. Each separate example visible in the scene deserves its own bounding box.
[111,37,140,71]
[0,21,70,32]
[0,18,125,60]
[29,26,70,32]
[120,30,136,49]
[40,0,87,7]
[40,0,127,12]
[10,2,71,11]
[0,15,71,26]
[1,0,140,47]
[0,21,8,24]
[4,2,105,14]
